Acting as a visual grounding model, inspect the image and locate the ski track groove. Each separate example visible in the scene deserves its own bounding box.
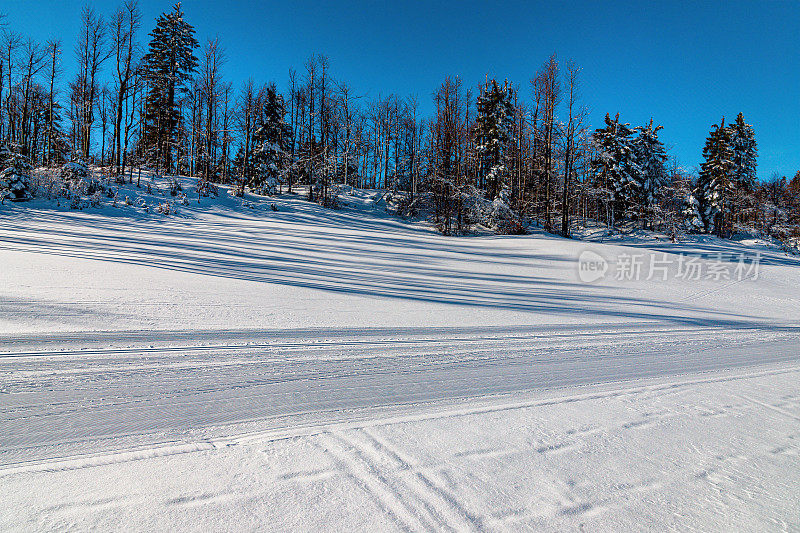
[359,428,489,532]
[314,432,429,532]
[321,428,483,533]
[2,322,793,357]
[1,324,799,484]
[2,364,799,481]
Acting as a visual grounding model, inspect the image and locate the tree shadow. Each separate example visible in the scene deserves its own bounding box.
[0,200,795,331]
[588,232,800,267]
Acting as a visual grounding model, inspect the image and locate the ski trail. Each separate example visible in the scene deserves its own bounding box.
[321,428,484,532]
[737,395,800,422]
[315,432,432,532]
[1,324,783,359]
[357,428,488,532]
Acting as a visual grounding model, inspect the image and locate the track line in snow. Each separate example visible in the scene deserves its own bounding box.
[0,441,216,476]
[315,432,432,532]
[3,322,798,355]
[0,325,764,358]
[737,395,800,422]
[356,428,488,532]
[4,364,798,478]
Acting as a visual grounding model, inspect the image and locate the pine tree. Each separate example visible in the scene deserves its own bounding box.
[591,113,640,226]
[692,117,735,235]
[0,144,32,202]
[474,79,515,200]
[727,112,757,191]
[631,119,667,226]
[230,145,245,193]
[250,84,291,195]
[141,3,198,173]
[45,99,70,164]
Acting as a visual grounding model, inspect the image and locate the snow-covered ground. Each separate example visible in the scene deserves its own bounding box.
[1,178,799,531]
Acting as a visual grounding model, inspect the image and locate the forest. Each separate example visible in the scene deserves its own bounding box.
[0,2,798,243]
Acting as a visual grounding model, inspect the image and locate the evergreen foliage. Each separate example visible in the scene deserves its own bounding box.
[475,79,515,200]
[631,119,667,224]
[0,144,32,202]
[727,112,758,191]
[691,117,735,235]
[591,113,640,224]
[141,3,198,172]
[250,84,291,195]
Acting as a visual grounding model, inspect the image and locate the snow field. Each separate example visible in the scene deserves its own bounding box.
[1,182,799,531]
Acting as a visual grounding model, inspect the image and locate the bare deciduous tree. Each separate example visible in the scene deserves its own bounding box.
[110,0,141,174]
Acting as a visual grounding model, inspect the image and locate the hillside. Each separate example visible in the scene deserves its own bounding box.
[1,178,799,531]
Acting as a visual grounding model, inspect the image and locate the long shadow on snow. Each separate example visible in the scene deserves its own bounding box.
[0,203,791,331]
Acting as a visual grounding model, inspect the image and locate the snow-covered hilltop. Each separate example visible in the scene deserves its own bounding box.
[1,179,799,531]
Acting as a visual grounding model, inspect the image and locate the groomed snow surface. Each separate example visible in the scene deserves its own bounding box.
[1,178,799,532]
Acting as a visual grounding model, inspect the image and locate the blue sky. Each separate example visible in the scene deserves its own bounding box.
[3,0,799,178]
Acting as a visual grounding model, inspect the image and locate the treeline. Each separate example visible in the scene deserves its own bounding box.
[0,3,798,242]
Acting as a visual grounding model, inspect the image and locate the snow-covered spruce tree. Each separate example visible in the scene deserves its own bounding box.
[0,144,33,203]
[660,161,695,236]
[141,3,199,173]
[725,112,758,229]
[590,113,640,227]
[250,83,292,195]
[684,191,706,233]
[44,99,71,166]
[691,117,735,235]
[60,160,89,189]
[475,79,515,200]
[727,112,757,191]
[631,119,667,227]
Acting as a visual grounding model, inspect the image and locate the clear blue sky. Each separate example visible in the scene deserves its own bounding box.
[4,0,799,179]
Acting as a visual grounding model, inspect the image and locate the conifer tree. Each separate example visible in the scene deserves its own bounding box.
[475,79,515,200]
[691,117,735,235]
[141,3,198,173]
[632,119,667,225]
[591,113,639,226]
[727,112,757,191]
[250,84,291,195]
[0,144,32,202]
[44,99,70,164]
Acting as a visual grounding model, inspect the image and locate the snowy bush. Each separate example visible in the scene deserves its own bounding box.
[90,191,103,207]
[487,197,522,232]
[495,218,528,235]
[460,187,526,234]
[0,145,33,203]
[58,160,105,208]
[396,193,419,218]
[155,202,173,215]
[197,179,218,198]
[60,160,89,187]
[169,177,182,196]
[683,193,706,233]
[317,191,341,210]
[0,165,32,202]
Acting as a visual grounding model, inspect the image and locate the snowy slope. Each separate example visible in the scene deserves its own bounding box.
[1,180,799,531]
